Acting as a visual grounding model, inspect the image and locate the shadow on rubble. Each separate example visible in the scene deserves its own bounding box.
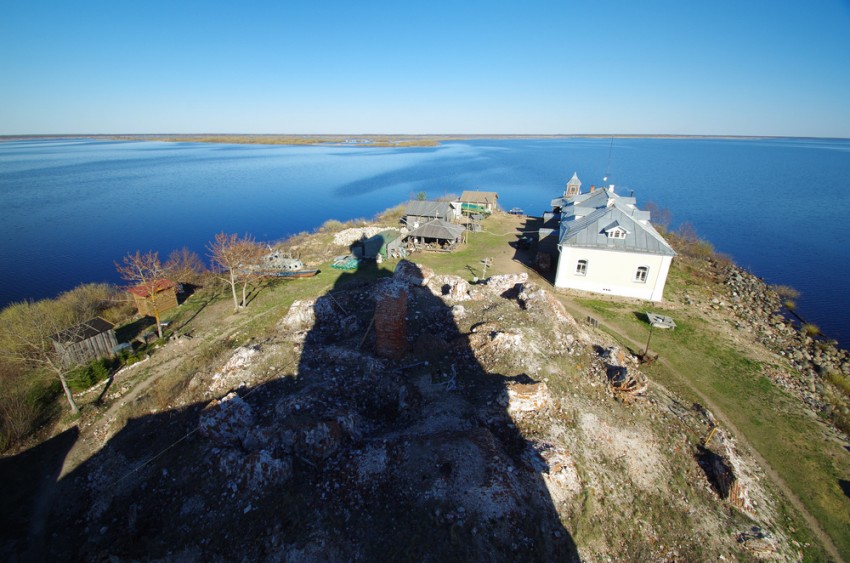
[0,426,79,561]
[9,260,578,561]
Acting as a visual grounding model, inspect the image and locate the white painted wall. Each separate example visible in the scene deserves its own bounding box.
[554,246,673,302]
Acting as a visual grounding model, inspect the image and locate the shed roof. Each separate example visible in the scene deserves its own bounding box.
[50,317,115,344]
[127,279,177,298]
[408,219,466,240]
[460,191,499,204]
[405,200,451,217]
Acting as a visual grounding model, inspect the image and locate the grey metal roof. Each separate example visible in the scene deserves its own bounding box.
[405,200,451,217]
[559,203,676,256]
[408,219,465,240]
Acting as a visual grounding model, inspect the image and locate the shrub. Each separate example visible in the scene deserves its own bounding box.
[772,285,800,299]
[802,324,821,337]
[67,358,112,392]
[0,391,39,450]
[0,377,61,451]
[827,371,850,397]
[784,299,797,311]
[319,219,344,233]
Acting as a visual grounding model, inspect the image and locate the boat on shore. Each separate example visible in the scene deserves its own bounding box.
[263,269,320,279]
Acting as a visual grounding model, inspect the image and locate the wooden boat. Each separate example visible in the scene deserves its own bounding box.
[263,269,320,279]
[509,207,525,215]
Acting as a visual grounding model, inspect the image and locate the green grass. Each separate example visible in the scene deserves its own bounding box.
[412,215,526,279]
[568,298,849,560]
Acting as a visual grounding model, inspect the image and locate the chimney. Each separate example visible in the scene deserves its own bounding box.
[609,184,615,193]
[590,185,596,193]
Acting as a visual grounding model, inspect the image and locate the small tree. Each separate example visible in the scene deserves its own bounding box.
[115,251,169,338]
[237,239,265,308]
[0,301,84,414]
[416,191,427,201]
[208,233,263,312]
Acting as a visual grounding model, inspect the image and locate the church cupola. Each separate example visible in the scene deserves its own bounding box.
[565,172,581,197]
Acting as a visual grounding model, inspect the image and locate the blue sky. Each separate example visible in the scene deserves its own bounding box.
[1,0,849,136]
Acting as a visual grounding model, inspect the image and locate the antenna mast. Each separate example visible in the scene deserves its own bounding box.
[603,137,614,183]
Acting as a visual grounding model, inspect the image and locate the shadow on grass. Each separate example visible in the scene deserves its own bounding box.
[114,316,156,344]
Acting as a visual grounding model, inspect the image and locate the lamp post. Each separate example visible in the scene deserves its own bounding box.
[643,321,655,357]
[481,257,492,279]
[642,312,675,361]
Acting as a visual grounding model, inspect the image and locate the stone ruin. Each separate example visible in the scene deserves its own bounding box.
[374,280,409,360]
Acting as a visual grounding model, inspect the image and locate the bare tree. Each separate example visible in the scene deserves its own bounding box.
[115,250,169,338]
[207,233,264,312]
[238,239,265,308]
[166,246,207,286]
[644,201,672,233]
[0,301,84,414]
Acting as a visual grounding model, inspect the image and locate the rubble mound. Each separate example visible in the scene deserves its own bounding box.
[333,226,398,247]
[208,346,260,393]
[429,274,473,302]
[589,346,649,402]
[394,259,434,286]
[29,268,804,562]
[484,272,528,296]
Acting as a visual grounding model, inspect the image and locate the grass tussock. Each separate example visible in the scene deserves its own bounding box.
[803,323,821,337]
[773,284,800,300]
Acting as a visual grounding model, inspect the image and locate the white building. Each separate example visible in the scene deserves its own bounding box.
[552,179,675,302]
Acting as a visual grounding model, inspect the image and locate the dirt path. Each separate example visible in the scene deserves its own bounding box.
[557,296,843,562]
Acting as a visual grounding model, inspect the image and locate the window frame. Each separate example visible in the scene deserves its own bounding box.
[576,259,588,276]
[635,266,649,283]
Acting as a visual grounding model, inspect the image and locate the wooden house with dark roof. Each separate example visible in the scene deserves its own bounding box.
[50,317,119,367]
[128,279,179,317]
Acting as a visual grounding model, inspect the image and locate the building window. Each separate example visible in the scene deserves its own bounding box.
[576,259,588,276]
[635,266,648,283]
[607,228,626,239]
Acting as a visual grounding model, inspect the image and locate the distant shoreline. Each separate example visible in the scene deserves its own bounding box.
[1,133,848,147]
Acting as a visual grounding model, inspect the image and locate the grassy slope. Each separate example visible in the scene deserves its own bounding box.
[566,263,850,560]
[82,214,850,560]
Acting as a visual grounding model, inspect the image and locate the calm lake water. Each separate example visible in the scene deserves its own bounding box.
[2,137,849,346]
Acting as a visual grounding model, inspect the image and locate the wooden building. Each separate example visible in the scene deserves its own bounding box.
[405,219,466,251]
[50,317,119,367]
[459,191,499,215]
[128,279,179,317]
[353,230,404,259]
[404,200,461,228]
